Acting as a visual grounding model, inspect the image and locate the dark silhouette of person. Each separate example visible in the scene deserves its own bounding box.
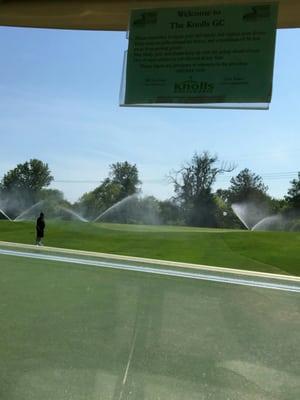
[36,212,45,246]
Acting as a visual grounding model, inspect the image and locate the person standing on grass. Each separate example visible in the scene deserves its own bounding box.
[36,212,45,246]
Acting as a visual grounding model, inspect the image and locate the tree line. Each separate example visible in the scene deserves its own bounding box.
[0,154,299,228]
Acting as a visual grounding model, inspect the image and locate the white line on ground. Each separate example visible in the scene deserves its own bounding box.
[0,240,298,282]
[122,329,137,386]
[0,248,299,293]
[118,328,138,400]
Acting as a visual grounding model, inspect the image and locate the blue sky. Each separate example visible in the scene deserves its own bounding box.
[0,27,299,202]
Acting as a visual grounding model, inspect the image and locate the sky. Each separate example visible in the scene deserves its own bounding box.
[0,26,299,202]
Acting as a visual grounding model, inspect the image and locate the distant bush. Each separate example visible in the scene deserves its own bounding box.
[289,219,300,232]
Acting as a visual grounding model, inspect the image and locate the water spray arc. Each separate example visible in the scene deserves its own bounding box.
[58,206,88,222]
[0,195,139,224]
[251,215,284,231]
[14,201,45,222]
[232,202,287,232]
[93,194,138,223]
[0,208,13,221]
[231,204,251,230]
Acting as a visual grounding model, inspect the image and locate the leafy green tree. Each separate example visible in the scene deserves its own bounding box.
[158,200,182,225]
[93,178,123,210]
[39,188,64,203]
[214,192,241,228]
[75,191,98,220]
[77,178,122,220]
[0,159,53,216]
[76,161,141,220]
[228,168,268,204]
[1,159,53,196]
[137,196,160,225]
[285,172,300,210]
[170,152,234,227]
[109,161,140,198]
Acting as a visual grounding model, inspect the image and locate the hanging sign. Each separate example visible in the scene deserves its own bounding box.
[121,3,278,109]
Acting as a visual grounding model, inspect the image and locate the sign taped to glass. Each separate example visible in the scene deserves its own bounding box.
[120,3,278,109]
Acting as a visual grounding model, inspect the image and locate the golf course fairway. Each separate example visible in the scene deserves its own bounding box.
[0,220,299,276]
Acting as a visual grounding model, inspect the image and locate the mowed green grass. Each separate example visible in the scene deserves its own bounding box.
[0,220,299,276]
[0,221,300,276]
[1,254,299,400]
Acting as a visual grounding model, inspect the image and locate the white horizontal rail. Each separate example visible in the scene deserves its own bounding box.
[1,248,299,293]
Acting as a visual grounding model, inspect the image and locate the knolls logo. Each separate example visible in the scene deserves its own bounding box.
[174,78,214,94]
[133,12,157,27]
[243,5,271,21]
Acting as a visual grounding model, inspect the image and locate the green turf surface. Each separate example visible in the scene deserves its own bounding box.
[1,254,299,399]
[0,220,299,276]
